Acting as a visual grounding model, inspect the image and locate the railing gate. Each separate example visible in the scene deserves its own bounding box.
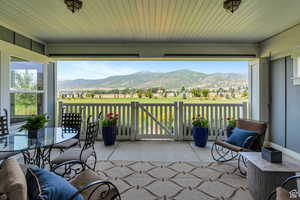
[135,102,178,139]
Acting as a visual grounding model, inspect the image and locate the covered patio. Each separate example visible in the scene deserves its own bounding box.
[50,141,252,200]
[1,0,300,200]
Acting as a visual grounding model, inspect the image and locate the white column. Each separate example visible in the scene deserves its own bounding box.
[46,62,58,127]
[0,51,11,121]
[248,58,270,122]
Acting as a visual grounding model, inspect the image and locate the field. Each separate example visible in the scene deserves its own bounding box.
[59,97,247,104]
[12,97,247,118]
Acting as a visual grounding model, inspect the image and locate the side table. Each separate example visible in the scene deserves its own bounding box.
[240,152,300,200]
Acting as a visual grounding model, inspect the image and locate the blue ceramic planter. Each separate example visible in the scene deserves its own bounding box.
[102,126,117,146]
[192,126,209,147]
[28,129,38,139]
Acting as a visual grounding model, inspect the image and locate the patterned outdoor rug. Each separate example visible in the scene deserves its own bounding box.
[95,160,254,200]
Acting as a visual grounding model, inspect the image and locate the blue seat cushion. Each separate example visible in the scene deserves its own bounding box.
[225,128,257,147]
[26,168,84,200]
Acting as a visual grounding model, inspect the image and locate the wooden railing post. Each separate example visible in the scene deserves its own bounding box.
[178,101,184,141]
[242,101,248,119]
[130,101,137,141]
[174,102,178,140]
[81,104,87,140]
[58,101,64,127]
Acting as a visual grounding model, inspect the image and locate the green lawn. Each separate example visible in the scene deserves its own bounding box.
[59,97,247,104]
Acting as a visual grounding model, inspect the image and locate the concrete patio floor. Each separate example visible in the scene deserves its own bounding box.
[94,140,215,162]
[91,141,253,200]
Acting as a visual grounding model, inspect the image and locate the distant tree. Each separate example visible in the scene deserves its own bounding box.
[136,89,143,98]
[217,87,224,96]
[145,89,153,98]
[181,86,186,92]
[191,88,202,97]
[13,71,36,109]
[202,89,210,98]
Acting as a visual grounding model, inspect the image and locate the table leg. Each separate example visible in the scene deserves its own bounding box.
[247,161,296,200]
[22,146,52,168]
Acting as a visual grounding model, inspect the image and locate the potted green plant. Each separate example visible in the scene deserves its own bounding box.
[225,118,236,137]
[192,115,209,147]
[102,113,119,146]
[19,114,49,138]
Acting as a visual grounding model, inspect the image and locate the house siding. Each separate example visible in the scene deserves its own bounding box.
[270,56,300,153]
[270,58,286,147]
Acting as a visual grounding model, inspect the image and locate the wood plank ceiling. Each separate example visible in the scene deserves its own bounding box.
[1,0,300,43]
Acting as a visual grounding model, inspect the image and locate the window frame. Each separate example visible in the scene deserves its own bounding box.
[9,56,46,124]
[292,56,300,85]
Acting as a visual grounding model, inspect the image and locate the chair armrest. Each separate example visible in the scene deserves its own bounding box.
[243,136,258,149]
[281,175,300,188]
[51,160,85,180]
[68,180,121,200]
[267,175,300,200]
[51,160,84,171]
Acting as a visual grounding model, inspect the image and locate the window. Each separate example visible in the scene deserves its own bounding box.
[293,57,300,85]
[10,57,44,124]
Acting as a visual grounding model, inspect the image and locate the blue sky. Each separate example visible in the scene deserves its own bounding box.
[57,61,248,80]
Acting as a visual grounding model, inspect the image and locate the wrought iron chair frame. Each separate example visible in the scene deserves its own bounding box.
[51,160,121,200]
[267,175,300,200]
[61,107,83,134]
[79,114,100,171]
[51,113,101,178]
[69,180,121,200]
[53,107,84,153]
[211,119,267,176]
[0,109,20,161]
[0,109,9,137]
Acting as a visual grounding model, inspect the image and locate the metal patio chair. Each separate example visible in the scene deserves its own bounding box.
[267,175,300,200]
[52,108,83,152]
[211,119,267,175]
[50,160,121,200]
[0,109,19,161]
[51,113,101,178]
[1,158,121,200]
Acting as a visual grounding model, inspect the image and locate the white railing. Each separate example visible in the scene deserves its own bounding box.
[182,103,247,140]
[58,101,248,141]
[58,102,132,140]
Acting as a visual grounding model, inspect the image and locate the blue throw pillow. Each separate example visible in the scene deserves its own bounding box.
[225,128,257,147]
[26,168,84,200]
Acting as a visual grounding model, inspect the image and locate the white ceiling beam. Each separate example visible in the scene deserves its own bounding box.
[47,42,259,60]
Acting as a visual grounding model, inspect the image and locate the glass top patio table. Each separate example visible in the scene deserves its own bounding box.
[0,127,78,152]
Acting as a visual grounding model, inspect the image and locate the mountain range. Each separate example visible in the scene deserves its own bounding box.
[58,69,247,90]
